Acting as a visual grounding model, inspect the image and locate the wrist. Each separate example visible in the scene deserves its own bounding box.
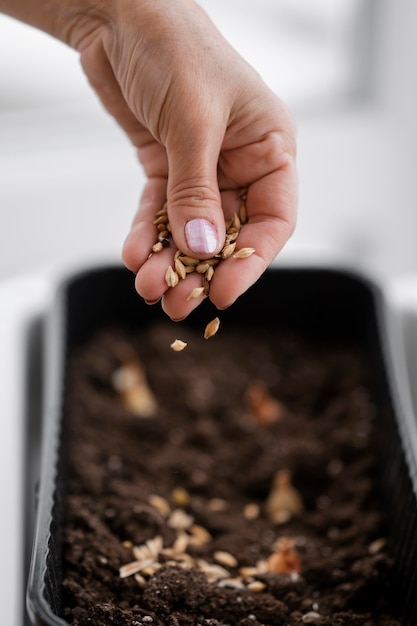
[1,0,112,49]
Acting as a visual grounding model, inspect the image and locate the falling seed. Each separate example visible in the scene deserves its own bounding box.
[204,317,220,340]
[186,287,205,301]
[233,247,256,259]
[171,339,188,352]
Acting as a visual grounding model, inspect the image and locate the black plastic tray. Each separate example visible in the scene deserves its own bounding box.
[26,263,417,625]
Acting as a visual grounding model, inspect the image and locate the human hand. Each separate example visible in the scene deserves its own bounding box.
[2,0,297,320]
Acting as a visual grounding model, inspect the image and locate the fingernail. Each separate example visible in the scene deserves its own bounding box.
[185,218,218,255]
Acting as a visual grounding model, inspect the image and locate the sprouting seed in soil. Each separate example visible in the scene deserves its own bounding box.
[111,359,158,418]
[204,317,220,339]
[245,380,284,425]
[265,469,304,524]
[267,537,302,574]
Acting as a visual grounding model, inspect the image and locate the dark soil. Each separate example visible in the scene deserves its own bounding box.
[60,321,401,626]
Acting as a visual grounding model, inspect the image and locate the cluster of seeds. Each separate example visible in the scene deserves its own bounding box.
[119,487,303,593]
[151,189,255,350]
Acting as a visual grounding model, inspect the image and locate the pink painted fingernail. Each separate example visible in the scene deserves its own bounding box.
[185,219,218,255]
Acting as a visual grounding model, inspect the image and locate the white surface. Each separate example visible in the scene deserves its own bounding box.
[0,275,51,626]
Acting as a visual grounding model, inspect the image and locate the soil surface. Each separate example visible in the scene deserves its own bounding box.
[60,321,401,626]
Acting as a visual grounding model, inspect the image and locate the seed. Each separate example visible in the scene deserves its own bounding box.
[172,532,189,554]
[302,612,322,624]
[132,544,151,561]
[134,573,147,586]
[197,561,230,581]
[243,502,260,520]
[174,258,187,280]
[221,242,237,259]
[240,566,260,578]
[214,550,238,568]
[202,277,210,296]
[265,469,304,524]
[217,577,246,589]
[167,508,194,530]
[233,247,256,259]
[369,538,386,554]
[205,266,214,281]
[146,535,163,557]
[152,242,164,253]
[207,498,227,511]
[267,537,302,574]
[204,317,220,340]
[187,287,205,301]
[148,494,171,517]
[112,361,158,418]
[170,339,187,352]
[141,562,162,576]
[171,486,190,507]
[246,580,266,592]
[153,215,167,225]
[119,558,155,578]
[188,524,212,546]
[179,255,199,266]
[165,266,179,288]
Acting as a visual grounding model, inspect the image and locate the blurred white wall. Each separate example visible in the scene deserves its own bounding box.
[0,0,416,284]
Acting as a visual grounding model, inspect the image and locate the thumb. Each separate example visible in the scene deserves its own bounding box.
[164,128,226,259]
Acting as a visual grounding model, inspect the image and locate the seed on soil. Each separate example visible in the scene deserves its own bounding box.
[148,494,171,517]
[368,537,386,554]
[243,502,260,520]
[171,486,190,507]
[204,317,220,340]
[119,558,156,579]
[246,580,267,592]
[167,508,194,530]
[170,339,188,352]
[302,611,322,624]
[207,498,228,511]
[214,550,238,568]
